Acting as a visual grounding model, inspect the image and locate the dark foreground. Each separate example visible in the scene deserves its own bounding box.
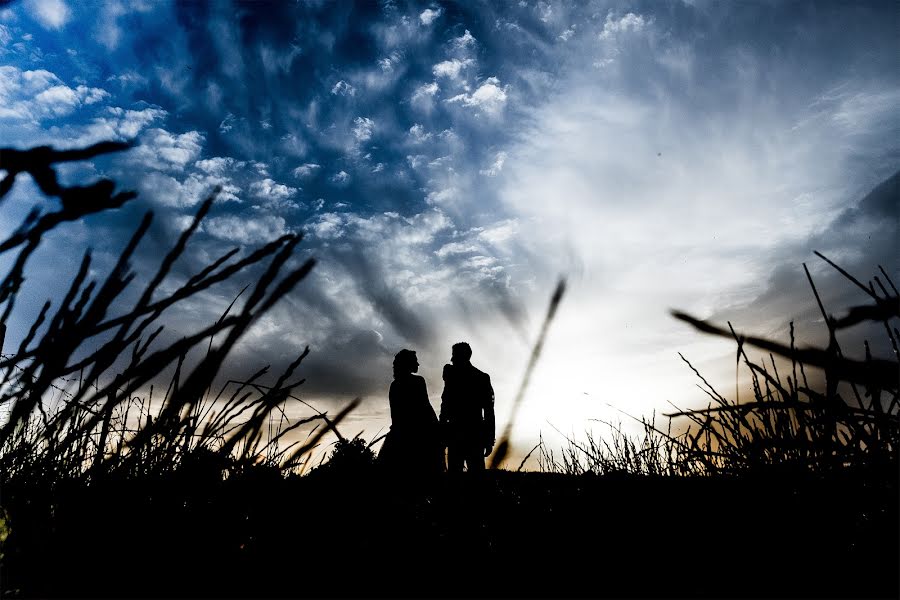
[2,467,897,599]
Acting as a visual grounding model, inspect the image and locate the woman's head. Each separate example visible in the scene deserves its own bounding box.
[393,349,419,377]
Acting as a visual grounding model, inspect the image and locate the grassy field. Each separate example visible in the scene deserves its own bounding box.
[0,142,896,598]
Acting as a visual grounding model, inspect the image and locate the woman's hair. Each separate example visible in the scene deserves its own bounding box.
[393,349,417,378]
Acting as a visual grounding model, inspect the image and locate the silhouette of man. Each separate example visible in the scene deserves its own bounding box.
[439,342,495,472]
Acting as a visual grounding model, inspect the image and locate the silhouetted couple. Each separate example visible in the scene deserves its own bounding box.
[380,342,495,476]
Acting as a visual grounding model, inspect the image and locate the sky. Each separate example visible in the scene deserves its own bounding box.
[0,0,898,467]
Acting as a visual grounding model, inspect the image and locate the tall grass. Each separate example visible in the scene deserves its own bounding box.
[0,141,355,487]
[542,257,899,478]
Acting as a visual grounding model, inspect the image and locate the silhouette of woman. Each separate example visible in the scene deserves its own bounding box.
[379,349,443,476]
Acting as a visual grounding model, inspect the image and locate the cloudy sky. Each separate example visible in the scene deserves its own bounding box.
[1,0,897,465]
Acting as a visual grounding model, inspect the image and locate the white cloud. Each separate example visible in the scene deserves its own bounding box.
[204,214,289,245]
[480,151,508,176]
[352,116,375,142]
[308,212,345,239]
[425,186,460,207]
[435,241,479,258]
[407,154,426,169]
[451,29,477,51]
[372,162,385,173]
[413,82,439,100]
[250,178,299,202]
[330,170,350,185]
[599,12,647,40]
[35,84,108,116]
[408,123,432,143]
[26,0,70,30]
[411,82,440,112]
[432,58,474,80]
[85,106,165,140]
[219,113,236,133]
[76,85,109,104]
[446,77,509,114]
[94,1,152,50]
[462,255,498,270]
[195,156,245,176]
[477,219,518,245]
[132,129,204,172]
[559,26,575,42]
[138,171,240,208]
[292,163,321,179]
[419,7,442,26]
[107,71,148,88]
[0,66,109,121]
[331,80,356,96]
[33,85,79,115]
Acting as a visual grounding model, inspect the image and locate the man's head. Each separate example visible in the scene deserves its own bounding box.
[451,342,472,365]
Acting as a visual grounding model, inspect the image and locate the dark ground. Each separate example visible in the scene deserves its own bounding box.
[1,467,897,599]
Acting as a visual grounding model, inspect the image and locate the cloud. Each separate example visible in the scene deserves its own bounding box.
[292,163,321,179]
[219,113,237,133]
[477,219,518,245]
[94,1,152,50]
[107,71,148,88]
[33,85,80,116]
[352,116,375,142]
[331,80,356,97]
[432,58,474,80]
[71,106,167,145]
[137,171,240,209]
[558,26,575,42]
[204,214,289,245]
[411,81,440,111]
[195,156,246,176]
[451,29,477,51]
[330,170,350,185]
[446,77,508,114]
[419,7,442,26]
[413,82,439,100]
[132,128,204,172]
[25,0,70,30]
[0,66,109,121]
[598,12,648,40]
[408,124,432,144]
[480,151,508,176]
[249,178,299,209]
[435,241,479,258]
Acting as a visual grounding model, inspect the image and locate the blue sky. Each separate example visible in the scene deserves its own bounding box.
[1,0,898,463]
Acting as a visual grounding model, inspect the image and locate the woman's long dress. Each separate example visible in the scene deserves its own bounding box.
[380,374,443,475]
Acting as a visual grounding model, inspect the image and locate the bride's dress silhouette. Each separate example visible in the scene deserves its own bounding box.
[379,349,443,476]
